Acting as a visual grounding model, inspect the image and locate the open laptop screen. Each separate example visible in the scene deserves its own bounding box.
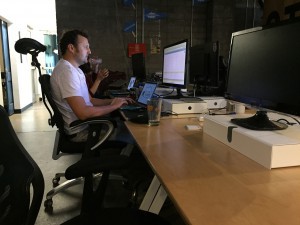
[127,77,136,90]
[137,82,157,105]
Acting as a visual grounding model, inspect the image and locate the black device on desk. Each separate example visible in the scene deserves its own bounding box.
[189,41,221,96]
[132,52,146,82]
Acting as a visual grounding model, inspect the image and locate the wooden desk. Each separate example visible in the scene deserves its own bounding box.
[125,117,300,225]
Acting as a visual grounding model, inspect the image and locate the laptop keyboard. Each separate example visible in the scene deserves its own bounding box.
[120,102,145,111]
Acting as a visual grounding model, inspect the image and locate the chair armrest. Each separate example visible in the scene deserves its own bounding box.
[70,116,117,128]
[69,116,117,151]
[65,155,129,179]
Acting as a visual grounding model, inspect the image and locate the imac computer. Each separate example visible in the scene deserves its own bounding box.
[226,19,300,130]
[132,52,146,81]
[162,39,188,99]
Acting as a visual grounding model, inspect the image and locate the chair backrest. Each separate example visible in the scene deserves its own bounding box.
[39,74,64,131]
[0,105,44,225]
[39,74,85,158]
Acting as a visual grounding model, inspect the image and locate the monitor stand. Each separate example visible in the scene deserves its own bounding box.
[163,88,185,99]
[230,110,288,131]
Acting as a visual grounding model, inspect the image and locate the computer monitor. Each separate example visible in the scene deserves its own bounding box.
[226,19,300,130]
[189,41,220,95]
[204,41,219,88]
[162,39,188,99]
[189,44,206,84]
[132,52,146,81]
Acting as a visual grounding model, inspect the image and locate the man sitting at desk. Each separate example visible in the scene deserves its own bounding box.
[50,29,133,142]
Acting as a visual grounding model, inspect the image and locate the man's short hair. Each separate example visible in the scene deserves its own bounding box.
[59,30,88,56]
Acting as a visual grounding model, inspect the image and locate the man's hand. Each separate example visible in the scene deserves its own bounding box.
[96,68,109,81]
[111,97,135,108]
[123,97,135,104]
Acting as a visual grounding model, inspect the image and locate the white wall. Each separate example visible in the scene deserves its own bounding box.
[8,24,32,110]
[0,64,3,106]
[0,0,56,111]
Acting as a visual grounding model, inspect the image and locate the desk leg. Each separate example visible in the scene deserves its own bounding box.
[139,175,168,214]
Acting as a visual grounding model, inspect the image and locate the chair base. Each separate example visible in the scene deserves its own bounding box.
[44,173,128,212]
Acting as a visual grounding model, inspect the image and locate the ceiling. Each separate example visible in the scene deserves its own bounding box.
[1,0,57,32]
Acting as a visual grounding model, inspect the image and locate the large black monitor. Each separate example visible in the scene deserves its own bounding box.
[226,19,300,130]
[189,41,219,87]
[162,39,188,99]
[189,41,220,96]
[132,52,146,81]
[189,44,206,84]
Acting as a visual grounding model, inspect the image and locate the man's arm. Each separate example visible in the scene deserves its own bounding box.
[66,96,128,120]
[90,96,135,107]
[90,97,113,106]
[89,69,109,95]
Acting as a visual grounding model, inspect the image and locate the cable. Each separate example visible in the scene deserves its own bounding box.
[159,88,175,98]
[289,116,300,125]
[276,118,297,126]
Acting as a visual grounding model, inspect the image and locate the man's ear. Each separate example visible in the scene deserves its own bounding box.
[68,43,75,53]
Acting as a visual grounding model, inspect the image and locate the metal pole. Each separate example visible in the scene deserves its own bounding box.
[142,0,144,43]
[245,0,249,29]
[190,0,194,47]
[134,1,138,43]
[252,0,256,27]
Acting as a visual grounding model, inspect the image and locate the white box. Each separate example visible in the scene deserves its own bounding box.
[203,114,300,169]
[162,99,207,114]
[199,96,227,109]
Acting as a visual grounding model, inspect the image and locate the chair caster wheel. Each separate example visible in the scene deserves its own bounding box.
[129,190,138,207]
[44,199,53,213]
[122,180,129,188]
[52,177,60,187]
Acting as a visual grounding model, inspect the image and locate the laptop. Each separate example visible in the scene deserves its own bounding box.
[109,76,136,96]
[120,82,158,122]
[121,82,157,110]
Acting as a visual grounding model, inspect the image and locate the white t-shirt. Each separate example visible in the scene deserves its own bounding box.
[50,59,92,135]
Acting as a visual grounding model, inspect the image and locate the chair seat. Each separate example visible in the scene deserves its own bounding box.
[61,208,171,225]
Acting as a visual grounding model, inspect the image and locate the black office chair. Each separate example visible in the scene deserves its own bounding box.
[0,105,171,225]
[14,38,129,211]
[40,73,130,208]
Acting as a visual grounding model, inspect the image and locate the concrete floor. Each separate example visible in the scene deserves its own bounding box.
[10,101,186,225]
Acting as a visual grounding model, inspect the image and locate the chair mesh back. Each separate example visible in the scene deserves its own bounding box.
[39,74,65,131]
[39,74,86,154]
[0,106,44,225]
